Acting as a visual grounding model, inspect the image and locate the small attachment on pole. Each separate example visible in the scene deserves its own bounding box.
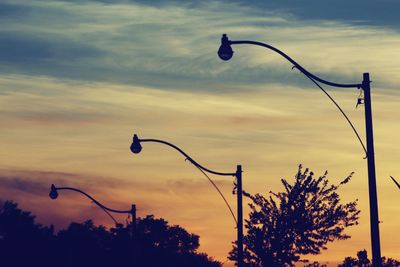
[356,89,364,109]
[356,98,364,109]
[390,176,400,190]
[131,204,137,238]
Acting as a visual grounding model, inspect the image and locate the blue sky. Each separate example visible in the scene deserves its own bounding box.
[1,0,399,90]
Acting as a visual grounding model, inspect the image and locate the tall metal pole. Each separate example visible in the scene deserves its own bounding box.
[236,165,243,267]
[131,204,136,239]
[363,72,382,267]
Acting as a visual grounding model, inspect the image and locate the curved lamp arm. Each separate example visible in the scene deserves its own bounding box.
[130,134,239,225]
[131,135,236,177]
[130,134,242,265]
[49,184,132,214]
[219,34,362,89]
[218,34,367,156]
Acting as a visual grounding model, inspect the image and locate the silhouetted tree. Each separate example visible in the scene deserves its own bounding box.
[0,201,56,267]
[56,220,113,267]
[0,200,221,267]
[339,257,358,267]
[302,262,327,267]
[133,215,220,267]
[357,250,371,266]
[338,250,400,267]
[229,165,360,266]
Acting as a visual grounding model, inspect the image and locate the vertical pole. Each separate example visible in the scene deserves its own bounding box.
[236,165,243,267]
[131,204,136,239]
[363,72,382,267]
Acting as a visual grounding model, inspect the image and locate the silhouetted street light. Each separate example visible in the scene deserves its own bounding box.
[49,184,137,236]
[218,33,382,266]
[130,134,244,267]
[131,134,142,154]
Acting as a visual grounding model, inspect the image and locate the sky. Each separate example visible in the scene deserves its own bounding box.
[0,0,399,265]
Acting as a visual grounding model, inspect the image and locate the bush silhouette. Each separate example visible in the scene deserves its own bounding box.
[338,249,400,267]
[0,200,221,267]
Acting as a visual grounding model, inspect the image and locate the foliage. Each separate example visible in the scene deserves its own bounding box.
[0,200,221,267]
[229,165,360,266]
[338,250,400,267]
[0,200,56,266]
[302,262,327,267]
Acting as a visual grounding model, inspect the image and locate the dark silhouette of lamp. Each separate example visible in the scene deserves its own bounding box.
[130,134,142,154]
[218,34,234,61]
[49,184,58,199]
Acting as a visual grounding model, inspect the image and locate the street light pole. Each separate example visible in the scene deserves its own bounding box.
[218,34,382,266]
[130,134,244,267]
[131,204,136,238]
[49,184,136,238]
[236,165,243,267]
[363,73,382,266]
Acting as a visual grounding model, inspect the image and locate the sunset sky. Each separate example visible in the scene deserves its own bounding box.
[0,0,399,265]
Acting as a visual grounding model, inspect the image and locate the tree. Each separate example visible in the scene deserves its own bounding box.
[230,165,360,266]
[338,250,400,267]
[357,250,371,266]
[339,257,358,267]
[56,220,113,267]
[0,200,221,267]
[0,201,56,267]
[133,215,219,267]
[302,262,327,267]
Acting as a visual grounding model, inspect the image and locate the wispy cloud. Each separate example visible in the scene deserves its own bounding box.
[0,166,238,260]
[1,0,399,90]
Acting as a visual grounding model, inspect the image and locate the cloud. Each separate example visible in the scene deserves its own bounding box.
[0,31,101,63]
[51,0,400,30]
[0,167,236,220]
[231,0,400,30]
[1,0,399,91]
[0,168,124,197]
[0,166,239,263]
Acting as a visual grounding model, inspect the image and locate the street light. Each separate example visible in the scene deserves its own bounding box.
[131,134,142,154]
[130,134,244,267]
[49,184,137,236]
[218,33,382,266]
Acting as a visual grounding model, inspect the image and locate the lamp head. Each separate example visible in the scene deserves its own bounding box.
[49,184,58,200]
[130,134,142,154]
[218,34,233,61]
